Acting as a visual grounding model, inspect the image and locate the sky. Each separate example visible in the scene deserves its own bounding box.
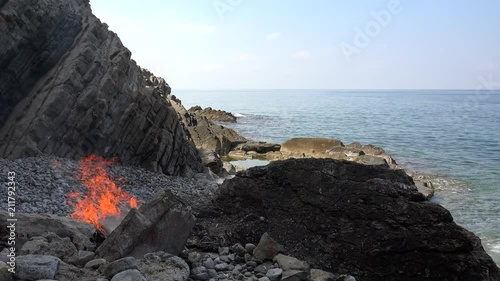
[89,0,500,90]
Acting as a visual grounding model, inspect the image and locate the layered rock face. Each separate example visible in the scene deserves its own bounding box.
[190,158,500,281]
[0,0,202,175]
[169,95,247,156]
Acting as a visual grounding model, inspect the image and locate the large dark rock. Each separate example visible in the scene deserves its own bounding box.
[0,0,202,176]
[96,189,195,262]
[190,158,500,281]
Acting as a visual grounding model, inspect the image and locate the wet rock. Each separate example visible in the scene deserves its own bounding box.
[15,255,60,281]
[236,142,281,154]
[253,233,285,261]
[281,138,344,154]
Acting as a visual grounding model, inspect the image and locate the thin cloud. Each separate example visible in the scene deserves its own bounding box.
[292,50,311,59]
[266,32,281,40]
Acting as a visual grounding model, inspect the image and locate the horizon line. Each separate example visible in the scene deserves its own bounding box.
[173,88,500,91]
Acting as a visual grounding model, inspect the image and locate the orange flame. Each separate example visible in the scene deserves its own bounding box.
[67,155,138,233]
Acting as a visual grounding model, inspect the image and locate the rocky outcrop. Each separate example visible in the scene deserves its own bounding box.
[227,137,397,169]
[188,106,238,123]
[190,158,500,281]
[169,95,247,155]
[0,0,202,176]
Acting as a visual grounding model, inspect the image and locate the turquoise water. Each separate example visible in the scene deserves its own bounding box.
[175,89,500,264]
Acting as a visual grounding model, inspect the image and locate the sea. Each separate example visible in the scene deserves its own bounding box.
[175,89,500,264]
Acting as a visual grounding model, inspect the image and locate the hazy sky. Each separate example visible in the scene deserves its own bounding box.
[90,0,500,90]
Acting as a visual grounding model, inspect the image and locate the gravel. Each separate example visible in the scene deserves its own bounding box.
[0,156,218,216]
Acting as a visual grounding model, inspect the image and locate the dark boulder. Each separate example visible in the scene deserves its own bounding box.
[190,158,500,281]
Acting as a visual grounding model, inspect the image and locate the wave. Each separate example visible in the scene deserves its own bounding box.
[234,113,247,118]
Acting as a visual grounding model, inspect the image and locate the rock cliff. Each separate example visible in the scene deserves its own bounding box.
[0,0,202,175]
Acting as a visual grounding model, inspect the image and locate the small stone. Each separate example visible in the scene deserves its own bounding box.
[254,262,273,274]
[244,272,253,277]
[208,269,218,277]
[66,250,95,267]
[258,277,270,281]
[204,258,215,269]
[111,269,147,281]
[281,270,308,281]
[192,266,211,280]
[273,254,309,271]
[215,262,229,271]
[309,269,336,281]
[218,247,230,256]
[220,255,230,263]
[188,252,202,264]
[102,257,138,279]
[247,261,258,268]
[266,268,283,281]
[15,255,60,281]
[245,243,256,254]
[227,264,235,271]
[232,268,241,276]
[85,258,107,269]
[231,243,247,256]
